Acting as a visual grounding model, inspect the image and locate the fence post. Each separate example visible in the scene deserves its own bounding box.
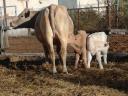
[3,0,7,27]
[77,8,80,31]
[106,0,111,30]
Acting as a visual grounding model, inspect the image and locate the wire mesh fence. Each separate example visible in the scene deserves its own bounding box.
[68,5,128,33]
[68,6,108,34]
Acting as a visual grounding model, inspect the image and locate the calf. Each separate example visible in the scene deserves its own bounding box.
[87,32,109,69]
[68,30,87,69]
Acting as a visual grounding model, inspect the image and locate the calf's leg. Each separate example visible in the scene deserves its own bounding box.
[74,53,80,69]
[87,51,92,68]
[96,52,103,69]
[102,49,108,64]
[103,53,107,64]
[82,49,87,68]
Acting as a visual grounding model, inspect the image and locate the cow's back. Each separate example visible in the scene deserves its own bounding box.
[35,4,74,42]
[88,32,107,42]
[53,5,74,36]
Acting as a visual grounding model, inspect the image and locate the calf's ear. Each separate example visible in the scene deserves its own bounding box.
[25,10,30,18]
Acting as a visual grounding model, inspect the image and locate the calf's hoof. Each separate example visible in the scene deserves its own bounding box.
[74,66,78,69]
[104,63,107,65]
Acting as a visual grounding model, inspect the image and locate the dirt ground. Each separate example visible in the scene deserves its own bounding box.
[0,60,127,96]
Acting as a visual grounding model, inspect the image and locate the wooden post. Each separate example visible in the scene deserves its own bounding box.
[1,0,9,50]
[77,2,80,31]
[97,0,100,14]
[3,0,7,27]
[106,0,111,29]
[77,8,80,31]
[116,0,119,28]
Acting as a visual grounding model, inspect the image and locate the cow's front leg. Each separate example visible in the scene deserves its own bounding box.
[96,51,103,69]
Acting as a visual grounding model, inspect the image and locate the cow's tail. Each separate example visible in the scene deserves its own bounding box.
[49,5,57,37]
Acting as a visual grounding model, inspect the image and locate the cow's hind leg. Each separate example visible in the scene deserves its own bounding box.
[47,39,57,74]
[60,40,68,74]
[42,45,48,63]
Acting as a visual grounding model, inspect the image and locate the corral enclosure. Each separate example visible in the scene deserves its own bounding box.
[4,6,128,53]
[1,32,128,96]
[0,5,128,96]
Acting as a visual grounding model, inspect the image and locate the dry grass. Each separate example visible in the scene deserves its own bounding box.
[0,61,127,96]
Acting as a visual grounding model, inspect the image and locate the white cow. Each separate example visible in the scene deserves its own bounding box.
[87,32,109,69]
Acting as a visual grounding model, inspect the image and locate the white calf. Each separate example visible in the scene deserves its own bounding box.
[87,32,109,69]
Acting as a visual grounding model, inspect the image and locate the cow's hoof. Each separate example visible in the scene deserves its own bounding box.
[63,67,68,74]
[63,70,68,74]
[53,68,57,74]
[99,67,104,70]
[86,66,90,69]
